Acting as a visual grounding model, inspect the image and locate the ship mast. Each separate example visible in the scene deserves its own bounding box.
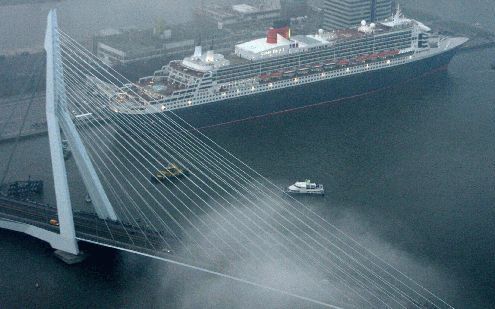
[394,3,403,21]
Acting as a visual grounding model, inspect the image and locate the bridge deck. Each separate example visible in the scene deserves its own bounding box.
[0,196,176,258]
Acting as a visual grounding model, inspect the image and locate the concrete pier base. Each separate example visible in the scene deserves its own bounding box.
[54,249,88,264]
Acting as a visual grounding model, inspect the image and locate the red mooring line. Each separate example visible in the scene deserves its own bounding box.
[196,65,449,131]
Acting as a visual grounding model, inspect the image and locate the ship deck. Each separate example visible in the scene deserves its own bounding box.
[224,53,250,65]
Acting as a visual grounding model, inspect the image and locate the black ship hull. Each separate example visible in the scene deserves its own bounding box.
[117,48,459,131]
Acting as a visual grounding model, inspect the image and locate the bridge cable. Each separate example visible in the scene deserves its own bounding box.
[57,44,384,306]
[56,31,452,308]
[57,33,430,306]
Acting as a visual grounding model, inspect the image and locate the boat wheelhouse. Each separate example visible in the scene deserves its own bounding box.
[286,180,325,195]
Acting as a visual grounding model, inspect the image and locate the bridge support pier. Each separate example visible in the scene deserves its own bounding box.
[0,10,118,260]
[0,218,86,263]
[54,249,87,264]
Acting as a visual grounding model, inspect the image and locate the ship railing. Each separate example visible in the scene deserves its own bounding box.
[138,76,155,84]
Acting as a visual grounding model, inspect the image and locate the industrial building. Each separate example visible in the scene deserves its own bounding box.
[94,25,195,66]
[323,0,392,30]
[280,0,308,18]
[93,24,264,67]
[194,2,281,30]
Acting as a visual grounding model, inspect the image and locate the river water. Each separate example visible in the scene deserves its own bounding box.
[0,1,495,308]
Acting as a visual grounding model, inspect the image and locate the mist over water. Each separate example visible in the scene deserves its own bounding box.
[0,0,494,308]
[163,198,463,308]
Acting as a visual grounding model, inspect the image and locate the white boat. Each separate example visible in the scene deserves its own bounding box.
[286,180,324,195]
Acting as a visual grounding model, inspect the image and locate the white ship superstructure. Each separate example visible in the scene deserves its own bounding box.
[109,7,467,117]
[287,180,325,195]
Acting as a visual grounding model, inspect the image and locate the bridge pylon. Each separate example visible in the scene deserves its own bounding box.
[43,9,118,254]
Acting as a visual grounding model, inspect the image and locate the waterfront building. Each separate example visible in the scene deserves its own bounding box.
[323,0,392,30]
[194,2,280,30]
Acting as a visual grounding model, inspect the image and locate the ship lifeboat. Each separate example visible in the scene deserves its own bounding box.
[355,55,368,63]
[337,59,349,66]
[323,61,336,69]
[367,54,379,61]
[283,70,295,77]
[378,51,389,59]
[312,64,323,72]
[390,50,400,57]
[270,72,282,79]
[297,66,310,74]
[258,74,270,81]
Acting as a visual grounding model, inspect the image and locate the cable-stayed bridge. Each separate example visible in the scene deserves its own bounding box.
[0,10,453,308]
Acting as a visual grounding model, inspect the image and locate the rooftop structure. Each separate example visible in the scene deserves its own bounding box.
[235,20,294,60]
[182,47,230,72]
[235,34,291,59]
[194,2,281,30]
[381,4,431,32]
[232,4,259,14]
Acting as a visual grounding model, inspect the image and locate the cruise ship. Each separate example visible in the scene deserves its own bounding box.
[109,7,468,128]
